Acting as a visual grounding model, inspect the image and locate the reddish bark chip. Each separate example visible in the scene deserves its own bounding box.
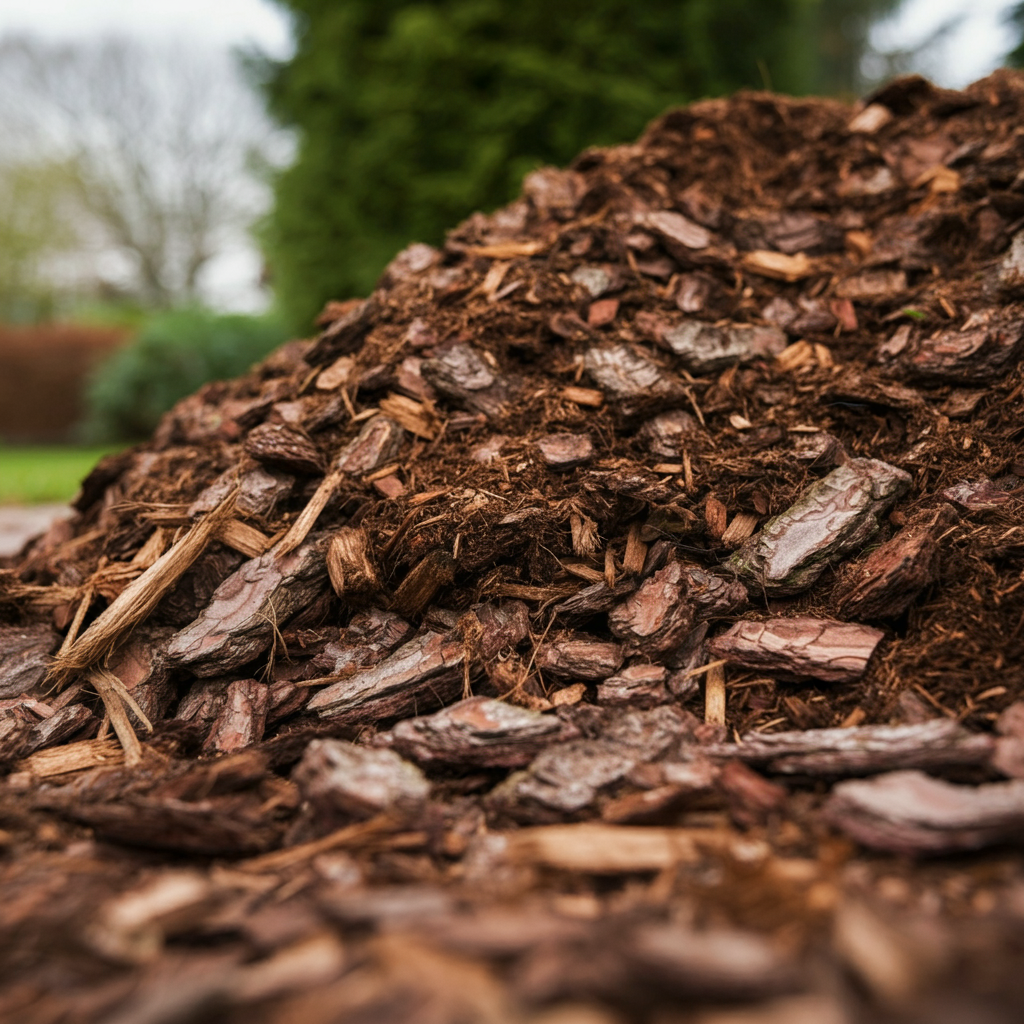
[708,616,884,683]
[536,433,594,470]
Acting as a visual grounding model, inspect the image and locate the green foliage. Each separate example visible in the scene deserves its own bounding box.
[1010,3,1024,67]
[0,158,80,323]
[260,0,906,331]
[82,309,289,442]
[0,444,123,504]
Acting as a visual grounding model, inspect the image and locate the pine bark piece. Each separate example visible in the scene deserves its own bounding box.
[0,624,60,699]
[312,608,415,677]
[335,415,405,475]
[305,295,376,365]
[496,739,640,816]
[596,664,670,708]
[202,679,270,754]
[391,549,456,619]
[52,498,236,684]
[941,479,1011,512]
[536,433,594,470]
[421,343,508,417]
[708,617,884,683]
[473,601,531,660]
[823,770,1024,856]
[706,719,994,775]
[326,527,380,599]
[641,410,699,459]
[167,536,329,677]
[175,679,228,728]
[583,344,688,416]
[992,702,1024,780]
[0,705,43,762]
[658,322,786,374]
[21,703,95,757]
[388,695,568,768]
[244,423,325,475]
[628,923,792,999]
[836,518,942,620]
[292,738,429,819]
[552,579,638,617]
[188,465,293,520]
[997,229,1024,295]
[644,209,713,253]
[901,311,1024,383]
[717,760,787,827]
[535,637,624,681]
[608,562,746,658]
[727,458,911,596]
[106,626,177,723]
[306,630,466,725]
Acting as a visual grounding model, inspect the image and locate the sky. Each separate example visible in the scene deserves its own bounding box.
[0,0,1018,310]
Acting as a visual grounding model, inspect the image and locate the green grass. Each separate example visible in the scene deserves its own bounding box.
[0,445,125,505]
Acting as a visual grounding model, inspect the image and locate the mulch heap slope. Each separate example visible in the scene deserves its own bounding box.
[2,71,1024,1023]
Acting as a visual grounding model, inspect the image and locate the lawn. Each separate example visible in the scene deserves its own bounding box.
[0,445,125,505]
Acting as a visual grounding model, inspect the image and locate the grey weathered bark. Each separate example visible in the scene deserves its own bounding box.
[824,770,1024,855]
[705,719,994,775]
[727,459,911,595]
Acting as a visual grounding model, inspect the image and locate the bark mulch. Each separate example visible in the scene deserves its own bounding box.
[2,71,1024,1024]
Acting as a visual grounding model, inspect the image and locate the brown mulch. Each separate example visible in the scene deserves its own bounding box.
[2,72,1024,1023]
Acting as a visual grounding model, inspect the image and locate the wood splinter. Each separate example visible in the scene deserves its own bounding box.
[704,661,726,726]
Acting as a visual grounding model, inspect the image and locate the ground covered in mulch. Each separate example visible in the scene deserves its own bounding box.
[2,71,1024,1024]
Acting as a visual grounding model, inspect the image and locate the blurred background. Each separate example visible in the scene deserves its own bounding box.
[0,0,1022,523]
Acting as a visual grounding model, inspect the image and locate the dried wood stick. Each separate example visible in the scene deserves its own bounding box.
[48,495,236,686]
[238,814,395,873]
[90,669,144,766]
[275,468,344,557]
[705,662,726,725]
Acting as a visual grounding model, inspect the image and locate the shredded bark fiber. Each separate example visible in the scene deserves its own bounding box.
[3,73,1024,1023]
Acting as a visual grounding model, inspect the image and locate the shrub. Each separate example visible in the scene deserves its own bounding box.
[82,308,289,441]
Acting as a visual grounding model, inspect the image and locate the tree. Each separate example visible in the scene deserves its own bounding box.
[1009,3,1024,67]
[0,158,80,321]
[0,36,286,309]
[259,0,906,331]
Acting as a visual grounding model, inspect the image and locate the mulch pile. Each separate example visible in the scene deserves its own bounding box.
[2,71,1024,1023]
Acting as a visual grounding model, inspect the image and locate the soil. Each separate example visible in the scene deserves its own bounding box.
[1,72,1024,1024]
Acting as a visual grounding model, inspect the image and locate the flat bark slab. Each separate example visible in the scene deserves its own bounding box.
[941,478,1011,512]
[727,458,911,596]
[335,415,405,475]
[292,738,429,818]
[536,433,594,470]
[824,770,1024,855]
[900,311,1024,383]
[835,516,943,620]
[658,321,786,374]
[0,624,60,699]
[167,537,329,677]
[583,344,688,416]
[388,696,569,768]
[535,637,624,681]
[707,719,995,775]
[306,630,466,725]
[244,423,325,475]
[708,616,884,683]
